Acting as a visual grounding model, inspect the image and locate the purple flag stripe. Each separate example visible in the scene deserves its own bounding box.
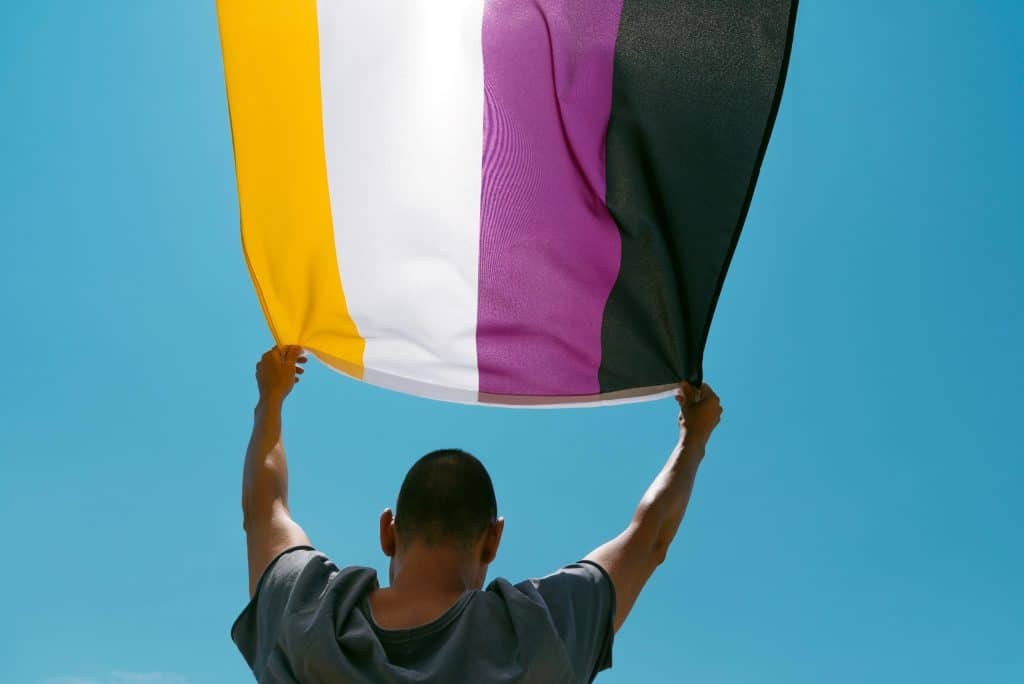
[477,0,626,396]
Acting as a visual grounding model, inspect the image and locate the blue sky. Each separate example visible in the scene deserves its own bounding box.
[1,2,1021,682]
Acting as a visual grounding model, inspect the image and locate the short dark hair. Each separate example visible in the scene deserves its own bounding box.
[395,449,497,549]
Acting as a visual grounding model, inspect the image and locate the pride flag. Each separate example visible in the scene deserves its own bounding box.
[218,0,797,406]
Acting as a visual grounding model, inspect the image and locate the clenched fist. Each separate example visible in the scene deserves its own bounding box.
[676,382,723,453]
[256,345,308,404]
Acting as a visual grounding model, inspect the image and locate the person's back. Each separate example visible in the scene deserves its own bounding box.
[234,550,613,682]
[236,347,722,682]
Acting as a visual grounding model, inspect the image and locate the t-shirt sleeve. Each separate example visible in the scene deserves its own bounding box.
[230,545,332,680]
[527,560,617,683]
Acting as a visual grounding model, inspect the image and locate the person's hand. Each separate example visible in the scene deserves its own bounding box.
[256,345,307,405]
[675,382,723,454]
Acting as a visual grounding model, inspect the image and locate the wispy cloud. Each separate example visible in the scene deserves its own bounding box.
[44,673,188,684]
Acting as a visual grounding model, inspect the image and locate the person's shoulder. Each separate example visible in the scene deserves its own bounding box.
[498,562,617,640]
[478,573,593,682]
[486,574,539,600]
[235,547,377,627]
[231,549,382,677]
[510,561,614,595]
[486,560,610,593]
[505,562,617,682]
[260,546,376,584]
[250,545,321,597]
[475,575,545,620]
[232,547,379,636]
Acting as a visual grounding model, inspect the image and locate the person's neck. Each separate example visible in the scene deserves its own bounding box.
[388,543,481,597]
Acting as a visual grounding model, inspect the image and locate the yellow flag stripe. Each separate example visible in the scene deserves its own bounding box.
[217,0,364,376]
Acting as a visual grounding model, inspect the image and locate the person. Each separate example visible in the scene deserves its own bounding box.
[233,345,723,683]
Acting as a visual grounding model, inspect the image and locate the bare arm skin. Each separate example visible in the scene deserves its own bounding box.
[586,382,722,632]
[242,346,311,598]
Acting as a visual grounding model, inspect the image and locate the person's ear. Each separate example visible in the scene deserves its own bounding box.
[480,517,505,565]
[379,508,397,558]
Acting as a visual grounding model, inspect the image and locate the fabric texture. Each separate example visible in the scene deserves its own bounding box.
[232,547,616,683]
[218,0,798,406]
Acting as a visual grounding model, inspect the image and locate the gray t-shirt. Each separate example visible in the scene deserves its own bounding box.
[232,546,615,683]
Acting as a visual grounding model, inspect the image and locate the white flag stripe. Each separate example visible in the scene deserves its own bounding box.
[317,0,485,391]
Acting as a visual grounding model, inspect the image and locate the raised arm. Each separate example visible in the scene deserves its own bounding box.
[242,345,311,598]
[585,382,722,632]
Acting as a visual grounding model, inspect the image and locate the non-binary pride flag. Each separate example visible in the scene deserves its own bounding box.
[218,0,797,407]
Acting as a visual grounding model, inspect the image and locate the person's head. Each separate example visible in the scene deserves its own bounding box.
[379,449,503,589]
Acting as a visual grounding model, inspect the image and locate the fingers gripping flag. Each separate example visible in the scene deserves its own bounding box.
[217,0,797,406]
